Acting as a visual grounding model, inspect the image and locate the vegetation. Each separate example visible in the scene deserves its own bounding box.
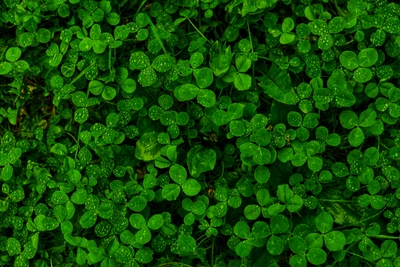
[0,0,400,266]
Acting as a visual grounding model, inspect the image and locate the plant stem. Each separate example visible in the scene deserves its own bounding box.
[211,238,215,267]
[135,0,147,17]
[318,199,355,203]
[155,263,193,267]
[69,62,97,86]
[372,235,399,240]
[145,13,169,55]
[185,17,212,45]
[347,251,375,264]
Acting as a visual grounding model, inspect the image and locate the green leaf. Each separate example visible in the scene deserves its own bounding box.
[129,51,150,70]
[197,89,216,107]
[169,164,187,185]
[381,240,397,258]
[235,56,252,73]
[328,70,347,94]
[288,111,303,127]
[89,80,105,95]
[182,179,201,196]
[193,67,214,88]
[289,255,307,267]
[135,247,153,264]
[235,240,252,258]
[88,247,106,263]
[258,65,298,105]
[135,132,162,161]
[287,195,304,212]
[339,110,358,129]
[0,62,13,75]
[315,212,333,233]
[162,184,181,201]
[138,66,157,87]
[348,127,365,147]
[212,110,230,125]
[120,78,137,93]
[282,18,295,32]
[187,146,216,178]
[324,231,346,251]
[234,73,252,91]
[6,47,22,62]
[152,54,174,73]
[254,165,270,183]
[127,196,147,212]
[353,68,373,83]
[79,210,97,228]
[228,103,245,120]
[129,213,146,229]
[244,205,261,220]
[318,34,333,50]
[50,143,68,156]
[289,236,307,255]
[359,109,376,127]
[106,12,120,25]
[267,235,284,255]
[190,52,204,68]
[308,156,323,172]
[209,43,233,77]
[178,235,196,253]
[1,164,13,181]
[358,48,378,67]
[74,108,89,124]
[8,109,18,125]
[175,84,200,101]
[280,33,296,44]
[229,120,245,136]
[271,214,289,234]
[114,25,129,40]
[306,248,327,265]
[36,28,51,43]
[339,51,359,70]
[7,237,21,256]
[102,86,117,101]
[147,214,164,230]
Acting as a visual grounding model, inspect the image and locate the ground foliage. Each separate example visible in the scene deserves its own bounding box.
[1,0,400,266]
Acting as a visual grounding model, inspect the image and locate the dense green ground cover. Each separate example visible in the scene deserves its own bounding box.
[1,0,400,266]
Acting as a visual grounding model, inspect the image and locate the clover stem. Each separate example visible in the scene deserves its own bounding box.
[377,135,391,151]
[108,47,112,73]
[75,125,82,161]
[220,161,225,178]
[377,136,380,152]
[216,87,224,101]
[65,131,78,144]
[135,0,147,17]
[333,0,347,18]
[127,0,138,10]
[145,13,169,55]
[211,238,215,267]
[247,21,254,53]
[372,235,400,240]
[155,263,193,267]
[247,20,256,79]
[318,199,355,203]
[347,251,375,264]
[68,62,97,86]
[185,17,212,45]
[196,236,209,248]
[195,233,207,242]
[257,56,272,61]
